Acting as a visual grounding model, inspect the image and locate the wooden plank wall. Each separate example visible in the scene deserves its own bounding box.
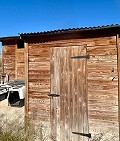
[2,45,16,80]
[16,48,25,79]
[26,36,119,140]
[66,36,118,139]
[48,37,118,140]
[27,44,50,124]
[86,36,119,139]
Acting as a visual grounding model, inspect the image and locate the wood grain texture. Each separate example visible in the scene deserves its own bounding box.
[16,47,25,79]
[28,36,116,47]
[24,43,29,118]
[87,36,119,138]
[50,45,88,141]
[25,36,119,140]
[117,34,120,140]
[2,45,16,80]
[27,43,50,124]
[2,44,25,81]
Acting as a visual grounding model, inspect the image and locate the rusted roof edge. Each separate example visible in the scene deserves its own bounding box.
[19,24,120,36]
[0,36,20,42]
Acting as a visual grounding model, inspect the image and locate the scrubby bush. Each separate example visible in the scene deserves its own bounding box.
[0,115,50,141]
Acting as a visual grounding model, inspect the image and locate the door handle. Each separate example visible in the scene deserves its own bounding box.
[48,93,60,97]
[72,132,91,138]
[71,54,90,59]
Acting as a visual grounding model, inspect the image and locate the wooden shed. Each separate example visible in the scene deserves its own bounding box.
[0,36,25,81]
[20,24,120,140]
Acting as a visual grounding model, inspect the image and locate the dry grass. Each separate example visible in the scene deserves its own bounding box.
[90,128,119,141]
[0,100,50,141]
[0,114,50,141]
[0,56,51,141]
[0,121,49,141]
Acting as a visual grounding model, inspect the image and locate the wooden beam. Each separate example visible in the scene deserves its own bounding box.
[24,42,29,117]
[2,45,4,73]
[15,44,17,79]
[117,34,120,140]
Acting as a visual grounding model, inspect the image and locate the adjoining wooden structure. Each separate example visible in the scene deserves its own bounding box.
[0,37,25,80]
[0,24,120,140]
[20,24,120,141]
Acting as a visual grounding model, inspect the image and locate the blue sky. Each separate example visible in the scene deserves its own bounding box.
[0,0,120,49]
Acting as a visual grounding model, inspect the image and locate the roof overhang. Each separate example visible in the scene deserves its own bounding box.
[0,36,20,45]
[20,24,120,43]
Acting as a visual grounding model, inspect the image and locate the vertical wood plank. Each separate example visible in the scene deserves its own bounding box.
[54,48,57,140]
[15,45,17,79]
[117,34,120,140]
[71,47,75,141]
[60,47,65,141]
[64,47,69,141]
[77,46,83,141]
[2,45,4,73]
[71,45,88,141]
[72,46,79,141]
[68,46,73,141]
[82,46,89,141]
[24,42,29,118]
[56,47,60,141]
[50,47,61,141]
[70,47,75,141]
[50,47,56,140]
[15,47,25,79]
[66,47,71,141]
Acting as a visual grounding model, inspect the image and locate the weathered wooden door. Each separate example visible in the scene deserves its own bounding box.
[50,45,89,141]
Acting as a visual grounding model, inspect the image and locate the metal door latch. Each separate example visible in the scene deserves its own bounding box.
[71,54,90,59]
[48,93,60,97]
[72,132,91,138]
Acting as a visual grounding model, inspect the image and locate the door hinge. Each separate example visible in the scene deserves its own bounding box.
[72,132,91,138]
[71,54,90,59]
[48,93,60,97]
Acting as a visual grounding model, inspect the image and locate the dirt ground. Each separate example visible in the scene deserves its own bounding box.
[0,99,51,141]
[0,99,24,130]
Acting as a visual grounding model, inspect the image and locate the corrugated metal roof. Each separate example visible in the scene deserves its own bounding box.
[20,24,120,35]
